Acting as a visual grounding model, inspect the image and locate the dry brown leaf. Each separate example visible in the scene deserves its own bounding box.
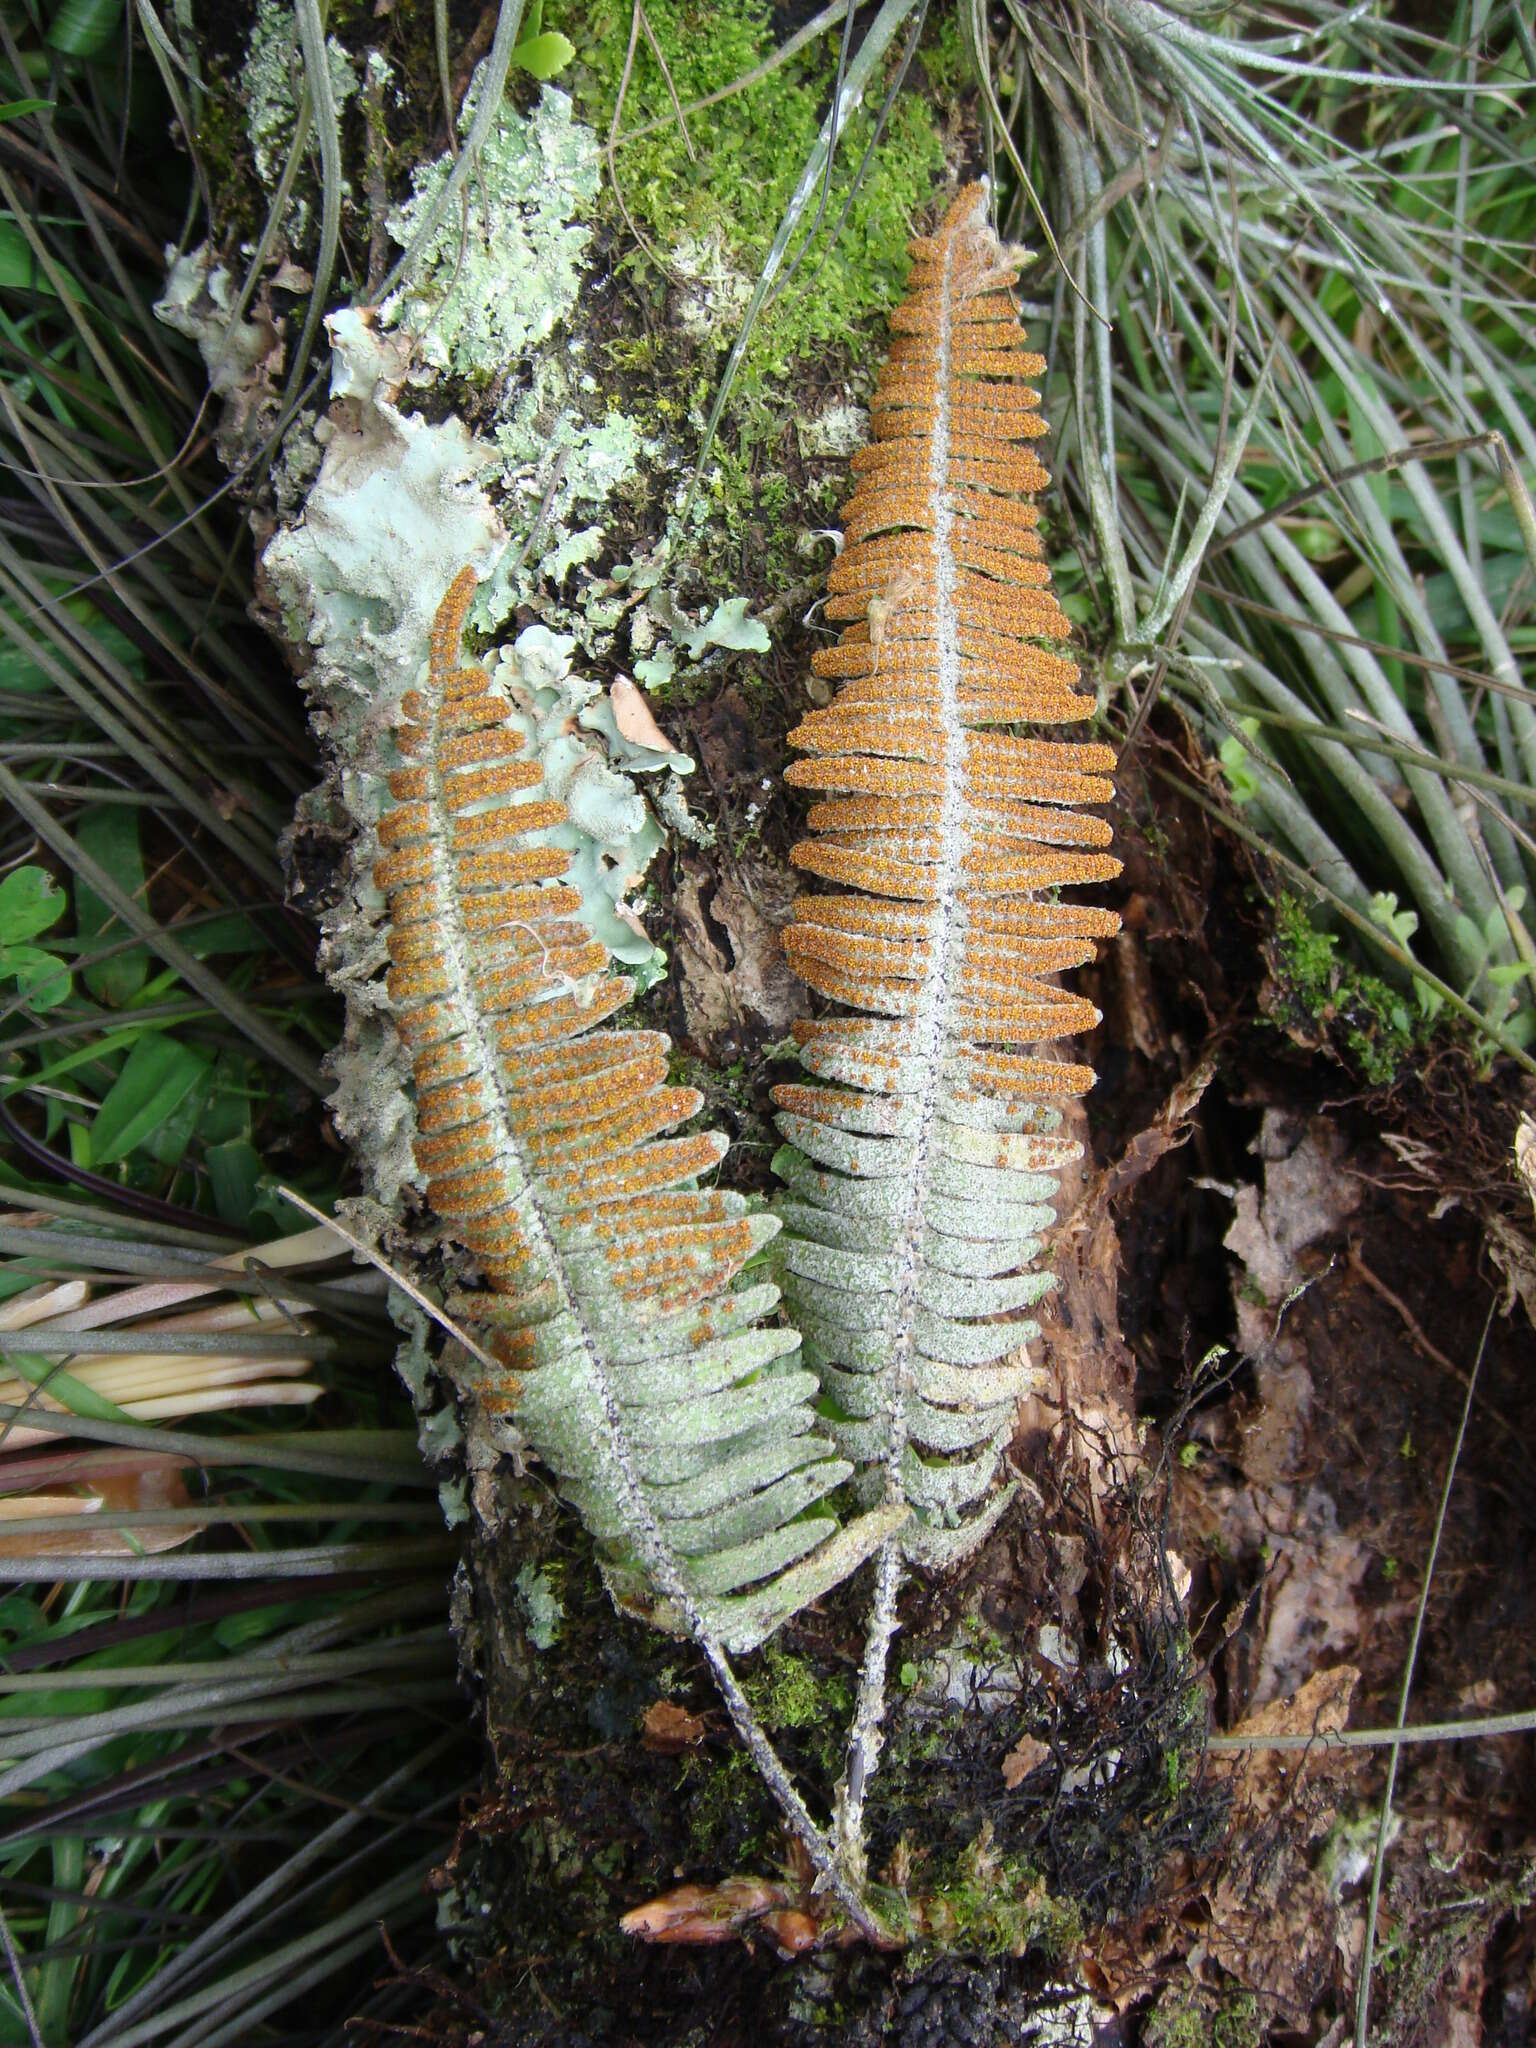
[609,675,676,754]
[620,1877,792,1943]
[0,1451,202,1559]
[1000,1732,1050,1788]
[640,1699,707,1752]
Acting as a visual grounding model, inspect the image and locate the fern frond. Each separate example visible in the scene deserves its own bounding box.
[378,569,903,1655]
[773,187,1122,1566]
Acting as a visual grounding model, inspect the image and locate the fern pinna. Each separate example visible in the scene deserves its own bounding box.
[771,185,1121,1836]
[376,569,901,1700]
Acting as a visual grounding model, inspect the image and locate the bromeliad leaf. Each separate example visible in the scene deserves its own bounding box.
[376,569,903,1656]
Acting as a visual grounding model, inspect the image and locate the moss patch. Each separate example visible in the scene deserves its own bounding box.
[1267,891,1417,1085]
[573,0,951,400]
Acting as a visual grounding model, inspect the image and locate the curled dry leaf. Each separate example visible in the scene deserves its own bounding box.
[609,674,677,754]
[620,1877,794,1944]
[0,1450,203,1559]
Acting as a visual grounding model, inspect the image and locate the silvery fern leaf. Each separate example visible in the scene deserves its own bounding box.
[772,186,1122,1567]
[377,569,903,1656]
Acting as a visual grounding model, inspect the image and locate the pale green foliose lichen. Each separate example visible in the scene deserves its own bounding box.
[384,81,600,378]
[483,626,684,971]
[515,1564,564,1651]
[155,247,274,393]
[242,0,360,189]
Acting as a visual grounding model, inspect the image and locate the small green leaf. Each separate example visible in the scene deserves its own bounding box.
[3,942,72,1010]
[0,865,66,944]
[0,99,55,120]
[87,1033,211,1168]
[0,218,56,293]
[510,30,574,80]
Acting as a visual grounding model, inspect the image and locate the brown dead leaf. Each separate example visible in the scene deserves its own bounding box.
[620,1877,791,1943]
[1221,1111,1361,1305]
[1216,1663,1359,1800]
[0,1451,202,1559]
[1201,1666,1361,2020]
[641,1700,707,1752]
[609,675,677,755]
[1001,1732,1050,1788]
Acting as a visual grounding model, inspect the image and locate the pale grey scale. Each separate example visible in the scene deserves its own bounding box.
[935,1121,1083,1173]
[912,1307,1036,1366]
[699,1505,909,1656]
[774,1146,914,1217]
[775,1113,920,1181]
[918,1228,1048,1278]
[523,1389,822,1491]
[907,1396,1017,1455]
[618,1370,822,1450]
[662,1462,854,1557]
[773,1199,902,1255]
[914,1264,1056,1319]
[796,1042,931,1096]
[937,1086,1066,1135]
[915,1355,1037,1407]
[781,1238,898,1293]
[794,1313,893,1373]
[823,1412,889,1463]
[903,1481,1017,1566]
[590,1282,784,1364]
[817,1363,889,1418]
[614,1327,802,1407]
[782,1273,898,1336]
[900,1436,1008,1516]
[926,1154,1061,1205]
[586,1431,836,1525]
[628,1410,825,1487]
[923,1191,1056,1238]
[684,1517,839,1598]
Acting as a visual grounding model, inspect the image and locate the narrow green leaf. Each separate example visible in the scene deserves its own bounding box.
[76,806,151,1006]
[205,1139,263,1226]
[1,1348,136,1425]
[45,0,125,58]
[0,217,58,293]
[86,1033,211,1167]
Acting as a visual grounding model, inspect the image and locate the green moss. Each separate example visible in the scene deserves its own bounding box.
[681,1747,774,1864]
[571,0,949,433]
[909,1827,1084,1962]
[1145,1988,1262,2048]
[576,0,943,373]
[744,1644,850,1732]
[1270,891,1416,1085]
